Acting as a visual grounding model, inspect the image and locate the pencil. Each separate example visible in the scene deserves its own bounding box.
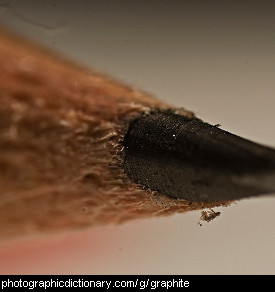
[1,28,275,239]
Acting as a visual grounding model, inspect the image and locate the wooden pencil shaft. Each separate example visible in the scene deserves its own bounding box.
[0,28,226,239]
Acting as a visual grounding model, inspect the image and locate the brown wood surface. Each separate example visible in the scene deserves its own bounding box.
[0,28,229,239]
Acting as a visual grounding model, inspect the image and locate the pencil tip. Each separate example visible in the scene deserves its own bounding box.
[123,111,275,202]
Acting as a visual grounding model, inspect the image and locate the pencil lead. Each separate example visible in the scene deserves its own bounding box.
[123,111,275,202]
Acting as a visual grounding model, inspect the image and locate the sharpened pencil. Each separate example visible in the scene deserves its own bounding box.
[0,28,274,239]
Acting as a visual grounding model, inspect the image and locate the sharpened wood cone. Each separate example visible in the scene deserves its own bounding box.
[123,111,275,202]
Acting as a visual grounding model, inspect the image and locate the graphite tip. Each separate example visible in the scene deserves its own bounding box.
[123,111,275,202]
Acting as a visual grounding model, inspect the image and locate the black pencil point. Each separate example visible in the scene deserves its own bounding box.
[123,111,275,202]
